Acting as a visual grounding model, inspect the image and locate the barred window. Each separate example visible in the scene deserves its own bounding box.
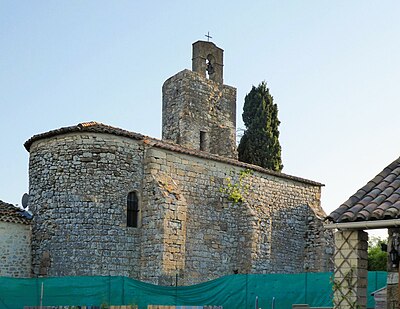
[127,192,139,228]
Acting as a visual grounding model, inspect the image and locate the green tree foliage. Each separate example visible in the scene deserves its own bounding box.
[368,236,387,271]
[238,82,283,171]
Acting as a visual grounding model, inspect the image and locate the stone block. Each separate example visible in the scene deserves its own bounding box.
[148,149,167,159]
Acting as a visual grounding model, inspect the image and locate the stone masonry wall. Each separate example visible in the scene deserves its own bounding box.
[162,69,237,159]
[0,221,31,277]
[268,194,333,273]
[144,146,332,285]
[28,130,332,285]
[28,132,144,277]
[304,212,334,272]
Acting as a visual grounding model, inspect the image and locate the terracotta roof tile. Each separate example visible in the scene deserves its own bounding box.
[392,200,400,210]
[357,195,374,207]
[354,188,368,200]
[361,181,378,194]
[24,122,324,187]
[370,174,385,186]
[376,201,393,212]
[351,204,364,213]
[356,211,369,221]
[381,186,395,198]
[339,212,355,222]
[386,193,400,204]
[376,181,390,192]
[384,171,398,183]
[370,209,384,219]
[327,157,400,223]
[366,189,381,201]
[0,201,31,225]
[384,202,400,218]
[390,179,400,190]
[372,194,387,206]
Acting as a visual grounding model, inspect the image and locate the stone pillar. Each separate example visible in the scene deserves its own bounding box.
[141,148,188,286]
[333,230,368,309]
[387,228,400,309]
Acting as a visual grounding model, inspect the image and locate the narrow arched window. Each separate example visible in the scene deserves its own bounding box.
[127,192,139,227]
[206,54,215,79]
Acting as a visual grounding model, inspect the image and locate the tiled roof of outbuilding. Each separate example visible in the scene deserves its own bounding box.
[24,121,324,187]
[0,201,31,225]
[327,157,400,223]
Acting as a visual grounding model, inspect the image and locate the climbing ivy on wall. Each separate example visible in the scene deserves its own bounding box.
[219,169,253,204]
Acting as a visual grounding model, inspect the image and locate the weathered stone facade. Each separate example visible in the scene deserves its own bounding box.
[162,41,237,159]
[0,211,31,278]
[25,124,332,285]
[192,40,224,84]
[19,40,333,285]
[28,132,143,277]
[142,147,332,284]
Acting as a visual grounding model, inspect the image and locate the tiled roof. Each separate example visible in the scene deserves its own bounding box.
[327,157,400,223]
[0,200,31,225]
[24,121,323,187]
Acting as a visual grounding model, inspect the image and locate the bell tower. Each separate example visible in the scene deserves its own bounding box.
[192,41,224,84]
[162,41,237,159]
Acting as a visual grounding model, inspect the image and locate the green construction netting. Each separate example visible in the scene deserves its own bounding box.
[0,272,386,309]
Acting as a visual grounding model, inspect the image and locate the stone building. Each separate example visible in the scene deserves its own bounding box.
[4,41,333,284]
[0,201,31,277]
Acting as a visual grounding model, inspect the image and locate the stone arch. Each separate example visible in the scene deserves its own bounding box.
[206,53,216,78]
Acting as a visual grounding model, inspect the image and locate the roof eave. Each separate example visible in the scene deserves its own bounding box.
[324,218,400,230]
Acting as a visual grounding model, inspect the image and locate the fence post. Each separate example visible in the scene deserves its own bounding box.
[246,274,248,309]
[35,277,39,307]
[122,276,125,305]
[108,275,111,306]
[175,273,178,306]
[304,272,308,304]
[40,282,44,309]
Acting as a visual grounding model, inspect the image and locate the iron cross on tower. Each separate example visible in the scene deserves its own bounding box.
[205,32,212,41]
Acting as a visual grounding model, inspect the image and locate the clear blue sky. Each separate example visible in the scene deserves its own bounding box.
[1,1,400,227]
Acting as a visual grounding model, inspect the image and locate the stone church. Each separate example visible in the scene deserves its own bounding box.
[1,41,333,285]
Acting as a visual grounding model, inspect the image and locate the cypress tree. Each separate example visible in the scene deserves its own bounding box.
[238,82,283,171]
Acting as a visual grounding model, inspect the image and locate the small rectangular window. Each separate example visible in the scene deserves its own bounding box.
[200,131,207,151]
[127,192,139,228]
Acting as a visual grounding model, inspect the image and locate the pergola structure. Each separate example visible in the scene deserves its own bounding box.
[325,157,400,309]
